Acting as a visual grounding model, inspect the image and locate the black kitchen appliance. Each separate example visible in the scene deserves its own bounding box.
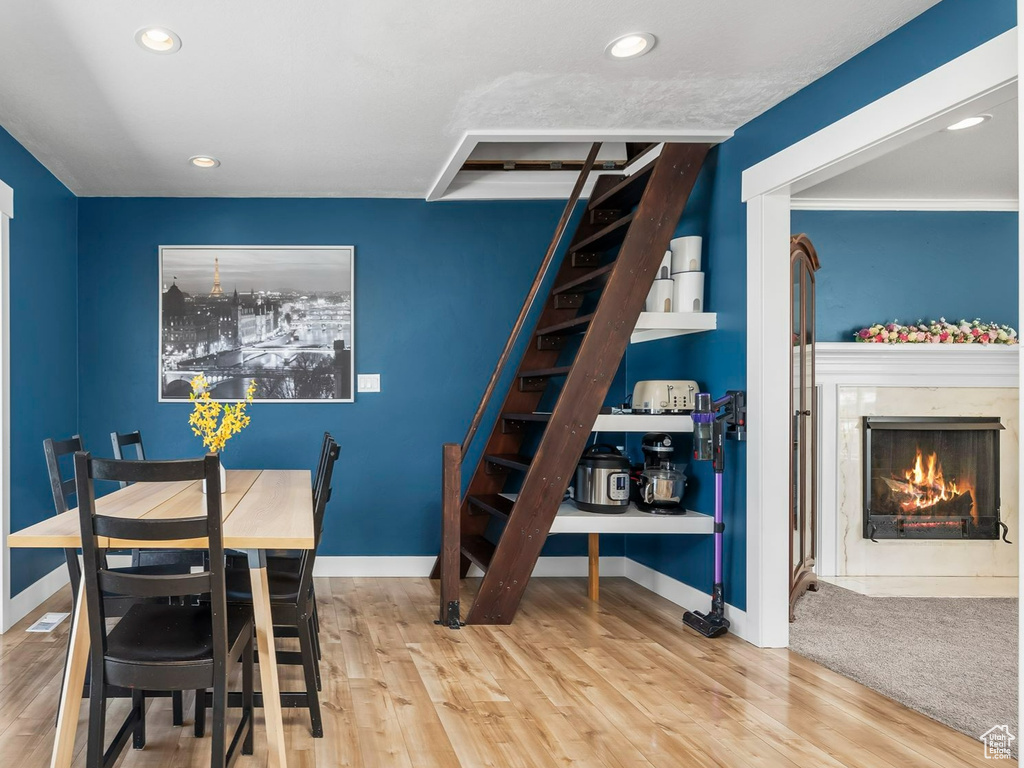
[632,433,687,514]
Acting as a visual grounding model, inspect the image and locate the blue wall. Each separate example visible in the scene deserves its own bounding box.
[76,197,623,560]
[0,128,79,595]
[793,210,1019,341]
[624,0,1017,610]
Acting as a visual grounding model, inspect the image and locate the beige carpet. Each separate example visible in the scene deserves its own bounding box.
[790,582,1018,754]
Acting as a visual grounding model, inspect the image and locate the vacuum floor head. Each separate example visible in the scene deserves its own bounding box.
[682,609,730,639]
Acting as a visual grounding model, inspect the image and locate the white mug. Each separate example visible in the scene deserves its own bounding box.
[672,272,704,313]
[669,236,702,273]
[645,279,674,313]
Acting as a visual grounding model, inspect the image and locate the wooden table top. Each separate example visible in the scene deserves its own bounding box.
[8,469,313,551]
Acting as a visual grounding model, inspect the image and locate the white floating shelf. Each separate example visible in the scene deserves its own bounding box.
[592,413,693,432]
[550,504,713,534]
[499,494,712,534]
[631,311,717,344]
[553,501,712,534]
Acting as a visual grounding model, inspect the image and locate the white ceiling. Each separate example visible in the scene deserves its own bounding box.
[0,0,941,198]
[795,95,1019,207]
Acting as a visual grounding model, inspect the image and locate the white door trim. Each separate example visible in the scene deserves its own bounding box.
[0,178,12,219]
[743,30,1018,201]
[741,28,1018,648]
[0,177,10,632]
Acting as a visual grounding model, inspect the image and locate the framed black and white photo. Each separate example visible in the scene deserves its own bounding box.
[159,246,354,402]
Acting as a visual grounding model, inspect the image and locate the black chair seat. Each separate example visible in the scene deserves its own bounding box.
[107,603,253,665]
[225,566,300,603]
[112,562,192,577]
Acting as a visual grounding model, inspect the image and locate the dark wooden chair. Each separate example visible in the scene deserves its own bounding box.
[226,432,333,654]
[219,436,339,738]
[43,435,89,597]
[111,430,206,572]
[75,452,254,768]
[109,430,146,486]
[231,431,332,568]
[44,435,190,725]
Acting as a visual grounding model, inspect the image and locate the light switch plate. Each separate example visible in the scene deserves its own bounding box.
[357,373,381,393]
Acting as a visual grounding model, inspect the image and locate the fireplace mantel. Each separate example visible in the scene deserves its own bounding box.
[816,342,1019,387]
[815,342,1019,577]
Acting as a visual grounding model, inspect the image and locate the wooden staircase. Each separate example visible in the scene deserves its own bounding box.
[434,142,711,626]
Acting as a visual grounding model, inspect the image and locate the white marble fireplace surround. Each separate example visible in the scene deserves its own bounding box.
[816,343,1019,583]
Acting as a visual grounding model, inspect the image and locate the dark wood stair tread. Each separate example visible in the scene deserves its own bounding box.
[467,494,514,522]
[519,366,572,379]
[460,535,496,571]
[587,155,658,212]
[483,453,532,472]
[569,212,635,254]
[552,264,615,295]
[502,412,552,423]
[535,314,593,337]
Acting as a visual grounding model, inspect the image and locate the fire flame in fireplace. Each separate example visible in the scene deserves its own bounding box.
[899,448,973,515]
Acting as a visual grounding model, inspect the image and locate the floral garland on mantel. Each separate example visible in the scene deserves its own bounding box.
[854,319,1018,345]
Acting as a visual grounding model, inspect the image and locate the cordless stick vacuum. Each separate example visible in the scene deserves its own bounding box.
[683,390,746,639]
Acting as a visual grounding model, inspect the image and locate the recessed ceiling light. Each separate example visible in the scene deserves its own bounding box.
[946,114,991,131]
[606,33,656,59]
[189,156,220,169]
[135,26,181,54]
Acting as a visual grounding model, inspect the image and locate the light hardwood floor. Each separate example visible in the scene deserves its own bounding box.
[0,577,1007,767]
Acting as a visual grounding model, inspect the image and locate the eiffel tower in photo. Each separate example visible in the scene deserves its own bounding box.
[210,256,224,297]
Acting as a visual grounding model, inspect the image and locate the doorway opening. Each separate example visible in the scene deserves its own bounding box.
[742,29,1018,648]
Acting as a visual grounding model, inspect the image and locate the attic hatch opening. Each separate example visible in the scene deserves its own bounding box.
[460,141,657,173]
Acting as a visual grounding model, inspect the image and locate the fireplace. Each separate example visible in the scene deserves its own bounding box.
[863,416,1006,541]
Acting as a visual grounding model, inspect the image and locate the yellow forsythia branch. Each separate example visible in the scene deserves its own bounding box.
[189,375,257,453]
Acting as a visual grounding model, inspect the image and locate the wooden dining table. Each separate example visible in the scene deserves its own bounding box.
[8,469,313,768]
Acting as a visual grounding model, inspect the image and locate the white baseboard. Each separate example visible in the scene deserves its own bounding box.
[4,564,68,633]
[623,559,751,643]
[313,556,435,577]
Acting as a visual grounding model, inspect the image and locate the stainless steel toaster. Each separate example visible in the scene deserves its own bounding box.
[632,380,700,414]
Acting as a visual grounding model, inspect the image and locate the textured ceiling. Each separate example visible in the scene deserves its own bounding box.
[796,95,1018,204]
[0,0,941,197]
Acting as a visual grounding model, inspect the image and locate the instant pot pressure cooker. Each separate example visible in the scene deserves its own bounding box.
[574,444,630,513]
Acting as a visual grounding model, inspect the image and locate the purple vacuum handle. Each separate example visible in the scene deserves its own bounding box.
[714,471,724,584]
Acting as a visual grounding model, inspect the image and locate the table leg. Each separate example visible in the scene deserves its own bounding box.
[247,549,287,768]
[52,576,89,768]
[588,533,600,602]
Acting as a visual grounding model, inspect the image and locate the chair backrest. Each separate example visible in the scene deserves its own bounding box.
[43,435,83,516]
[110,430,147,489]
[74,452,228,663]
[297,437,339,609]
[312,431,331,502]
